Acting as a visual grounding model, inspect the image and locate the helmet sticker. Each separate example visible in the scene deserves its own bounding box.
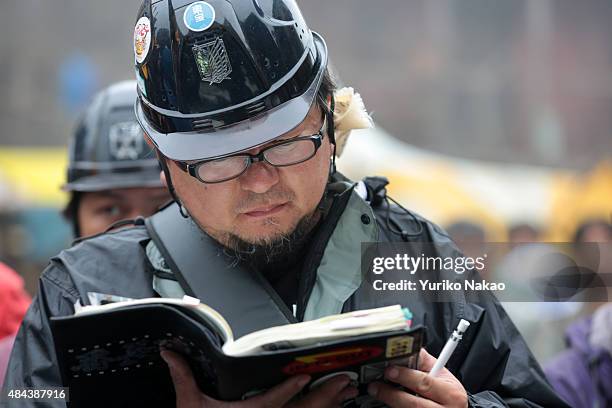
[109,122,144,160]
[183,2,215,32]
[192,38,232,84]
[133,17,152,64]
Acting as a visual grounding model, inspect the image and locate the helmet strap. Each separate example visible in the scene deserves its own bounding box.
[157,153,189,219]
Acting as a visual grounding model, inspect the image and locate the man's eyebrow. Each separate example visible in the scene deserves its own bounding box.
[95,190,124,199]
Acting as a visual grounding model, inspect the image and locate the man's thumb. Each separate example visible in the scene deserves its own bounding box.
[161,350,201,402]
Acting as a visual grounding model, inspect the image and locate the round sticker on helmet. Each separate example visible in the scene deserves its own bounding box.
[183,2,215,32]
[134,17,152,64]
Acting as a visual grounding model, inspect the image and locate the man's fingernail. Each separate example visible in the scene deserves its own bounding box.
[368,383,378,397]
[297,376,310,388]
[386,367,399,379]
[160,351,173,367]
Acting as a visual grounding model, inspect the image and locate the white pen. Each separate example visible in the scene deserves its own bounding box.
[428,319,470,377]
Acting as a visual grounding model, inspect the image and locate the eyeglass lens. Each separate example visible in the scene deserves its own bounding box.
[196,138,317,182]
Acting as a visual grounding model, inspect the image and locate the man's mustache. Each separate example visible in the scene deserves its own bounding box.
[235,189,296,214]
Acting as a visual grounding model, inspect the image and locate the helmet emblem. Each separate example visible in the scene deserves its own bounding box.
[109,122,144,160]
[192,38,232,85]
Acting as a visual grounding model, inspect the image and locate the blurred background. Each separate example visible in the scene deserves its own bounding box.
[0,0,611,365]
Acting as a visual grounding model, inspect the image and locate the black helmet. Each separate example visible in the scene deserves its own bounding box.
[133,0,329,161]
[63,80,163,192]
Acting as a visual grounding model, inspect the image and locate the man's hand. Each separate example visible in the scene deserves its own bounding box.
[161,350,358,408]
[367,348,468,408]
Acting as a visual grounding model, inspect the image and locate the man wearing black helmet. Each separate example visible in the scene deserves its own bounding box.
[3,1,568,407]
[62,81,171,238]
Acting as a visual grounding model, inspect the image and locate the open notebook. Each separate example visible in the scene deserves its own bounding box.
[51,296,425,407]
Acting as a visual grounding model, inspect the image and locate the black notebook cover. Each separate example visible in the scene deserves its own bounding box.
[50,304,425,407]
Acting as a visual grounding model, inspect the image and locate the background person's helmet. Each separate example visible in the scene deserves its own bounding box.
[63,80,163,192]
[133,0,329,162]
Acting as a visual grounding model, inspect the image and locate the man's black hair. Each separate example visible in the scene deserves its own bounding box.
[316,68,337,114]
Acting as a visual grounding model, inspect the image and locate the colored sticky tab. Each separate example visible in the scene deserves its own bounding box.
[402,308,413,323]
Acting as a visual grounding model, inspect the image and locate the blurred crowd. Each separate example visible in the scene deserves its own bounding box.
[447,218,612,407]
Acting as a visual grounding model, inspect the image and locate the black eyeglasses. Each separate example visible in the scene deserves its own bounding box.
[175,118,326,184]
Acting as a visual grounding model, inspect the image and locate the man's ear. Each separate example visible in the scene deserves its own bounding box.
[150,137,168,188]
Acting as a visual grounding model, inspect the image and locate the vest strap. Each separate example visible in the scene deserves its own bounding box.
[145,203,292,338]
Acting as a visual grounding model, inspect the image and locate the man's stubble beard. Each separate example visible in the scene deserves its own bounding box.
[223,210,321,268]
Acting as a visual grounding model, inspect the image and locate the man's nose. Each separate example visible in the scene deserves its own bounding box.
[239,161,280,194]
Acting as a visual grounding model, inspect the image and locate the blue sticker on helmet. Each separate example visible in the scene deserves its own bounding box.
[183,2,215,32]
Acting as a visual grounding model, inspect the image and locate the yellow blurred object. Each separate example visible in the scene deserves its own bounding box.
[547,161,612,241]
[383,166,508,241]
[0,147,68,207]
